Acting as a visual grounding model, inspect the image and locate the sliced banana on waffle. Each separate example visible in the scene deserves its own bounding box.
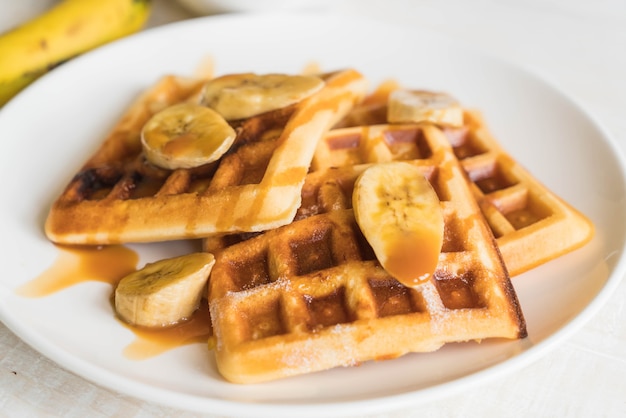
[141,102,236,170]
[201,73,325,120]
[387,89,464,127]
[114,252,215,328]
[353,162,444,287]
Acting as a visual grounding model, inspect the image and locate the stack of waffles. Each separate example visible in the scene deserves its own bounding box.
[44,70,594,384]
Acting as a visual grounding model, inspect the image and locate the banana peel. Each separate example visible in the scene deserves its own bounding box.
[0,0,151,106]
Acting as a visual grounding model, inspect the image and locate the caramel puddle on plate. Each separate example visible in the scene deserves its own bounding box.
[16,244,138,297]
[120,299,213,360]
[17,244,213,359]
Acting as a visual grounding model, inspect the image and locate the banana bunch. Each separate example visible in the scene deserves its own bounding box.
[0,0,151,106]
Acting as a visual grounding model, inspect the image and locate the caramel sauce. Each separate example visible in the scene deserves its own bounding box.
[384,231,441,287]
[271,166,308,188]
[162,132,200,157]
[18,244,213,359]
[16,245,138,297]
[121,299,213,360]
[162,121,234,159]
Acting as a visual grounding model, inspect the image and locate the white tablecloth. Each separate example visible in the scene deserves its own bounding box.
[1,1,625,416]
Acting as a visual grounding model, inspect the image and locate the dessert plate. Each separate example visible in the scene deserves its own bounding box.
[0,12,625,418]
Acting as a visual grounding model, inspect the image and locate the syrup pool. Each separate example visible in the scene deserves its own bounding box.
[17,244,212,359]
[16,245,138,297]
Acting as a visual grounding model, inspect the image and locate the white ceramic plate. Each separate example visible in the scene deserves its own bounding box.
[0,13,625,418]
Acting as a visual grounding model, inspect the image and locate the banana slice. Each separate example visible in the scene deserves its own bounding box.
[114,252,215,328]
[387,89,464,127]
[353,162,444,287]
[201,73,325,120]
[141,102,236,170]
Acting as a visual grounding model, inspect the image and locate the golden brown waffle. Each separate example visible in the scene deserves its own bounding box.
[207,123,526,384]
[44,70,368,244]
[448,111,594,275]
[315,112,594,276]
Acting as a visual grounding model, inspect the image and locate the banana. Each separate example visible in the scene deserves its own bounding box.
[0,0,151,106]
[387,89,464,127]
[201,73,325,120]
[353,162,444,287]
[114,252,215,328]
[141,102,237,170]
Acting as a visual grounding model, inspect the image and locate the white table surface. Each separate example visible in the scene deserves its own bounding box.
[1,0,625,417]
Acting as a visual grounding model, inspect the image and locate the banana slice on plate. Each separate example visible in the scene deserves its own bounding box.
[114,252,215,328]
[387,89,464,127]
[141,102,236,170]
[201,73,325,120]
[353,162,444,287]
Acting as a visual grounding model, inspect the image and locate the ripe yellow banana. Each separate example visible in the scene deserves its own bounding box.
[0,0,151,106]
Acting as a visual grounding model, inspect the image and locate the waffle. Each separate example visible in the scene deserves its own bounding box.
[207,123,526,384]
[447,111,594,275]
[44,69,368,245]
[315,109,594,276]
